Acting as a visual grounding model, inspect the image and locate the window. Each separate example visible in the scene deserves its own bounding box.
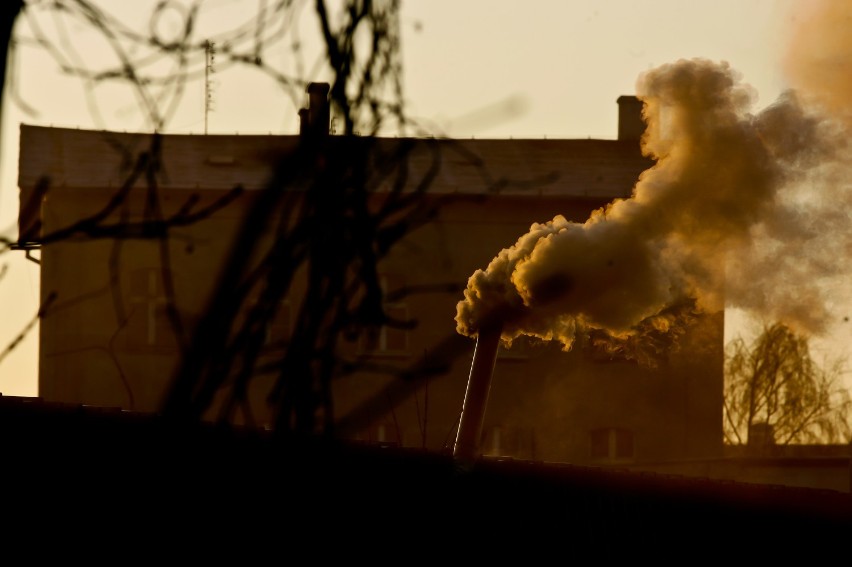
[589,427,634,462]
[497,335,534,360]
[354,419,401,446]
[377,302,409,352]
[374,423,396,444]
[485,425,504,456]
[482,425,537,460]
[583,330,638,364]
[359,274,409,355]
[126,268,177,350]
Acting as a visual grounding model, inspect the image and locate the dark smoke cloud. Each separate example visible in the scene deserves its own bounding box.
[456,54,850,349]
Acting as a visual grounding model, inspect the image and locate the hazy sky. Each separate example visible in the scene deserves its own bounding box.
[2,0,840,396]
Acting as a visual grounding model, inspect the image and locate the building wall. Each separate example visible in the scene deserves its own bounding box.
[330,193,724,463]
[619,456,852,493]
[20,123,724,465]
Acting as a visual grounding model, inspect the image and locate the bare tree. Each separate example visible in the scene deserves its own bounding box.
[723,321,852,445]
[2,0,510,437]
[3,1,668,442]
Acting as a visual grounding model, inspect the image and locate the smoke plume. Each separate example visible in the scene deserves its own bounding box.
[456,52,851,351]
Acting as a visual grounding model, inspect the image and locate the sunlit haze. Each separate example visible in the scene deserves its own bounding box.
[3,0,850,397]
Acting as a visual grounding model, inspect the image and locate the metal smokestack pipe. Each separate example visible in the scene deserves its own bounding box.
[453,322,503,462]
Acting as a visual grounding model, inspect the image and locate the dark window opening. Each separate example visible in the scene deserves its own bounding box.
[359,274,410,355]
[590,427,635,462]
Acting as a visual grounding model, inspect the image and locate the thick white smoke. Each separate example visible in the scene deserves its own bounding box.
[455,52,851,350]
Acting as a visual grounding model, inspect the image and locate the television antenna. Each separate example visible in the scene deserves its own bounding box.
[204,40,216,134]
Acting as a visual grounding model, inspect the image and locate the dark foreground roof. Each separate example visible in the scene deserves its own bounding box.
[2,395,850,558]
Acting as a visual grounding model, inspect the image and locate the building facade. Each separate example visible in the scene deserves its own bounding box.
[16,90,725,464]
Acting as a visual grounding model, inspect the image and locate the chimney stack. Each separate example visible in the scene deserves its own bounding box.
[453,322,503,463]
[300,82,330,138]
[617,95,645,143]
[298,108,310,137]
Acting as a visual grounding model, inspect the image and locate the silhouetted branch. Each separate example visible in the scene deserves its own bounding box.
[6,1,560,442]
[0,291,56,367]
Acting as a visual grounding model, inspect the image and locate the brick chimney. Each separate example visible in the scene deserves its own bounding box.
[300,82,330,138]
[616,95,645,142]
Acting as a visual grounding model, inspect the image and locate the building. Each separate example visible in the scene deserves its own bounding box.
[14,86,725,466]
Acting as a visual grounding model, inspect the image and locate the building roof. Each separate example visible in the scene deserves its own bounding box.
[18,124,653,199]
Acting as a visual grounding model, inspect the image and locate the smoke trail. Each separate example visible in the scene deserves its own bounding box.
[455,56,850,352]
